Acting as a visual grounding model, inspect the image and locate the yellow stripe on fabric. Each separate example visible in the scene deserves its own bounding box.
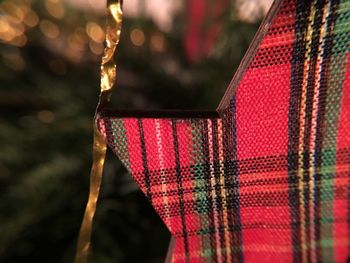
[75,1,123,263]
[217,119,231,262]
[308,3,331,262]
[155,119,172,229]
[297,3,316,262]
[207,119,222,263]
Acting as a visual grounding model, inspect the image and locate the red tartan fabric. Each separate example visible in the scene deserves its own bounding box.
[97,0,350,262]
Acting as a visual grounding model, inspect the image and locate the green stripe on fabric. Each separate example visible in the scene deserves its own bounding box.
[111,119,131,171]
[190,120,212,259]
[320,0,350,259]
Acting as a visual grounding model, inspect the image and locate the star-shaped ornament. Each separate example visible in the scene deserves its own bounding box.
[96,0,350,262]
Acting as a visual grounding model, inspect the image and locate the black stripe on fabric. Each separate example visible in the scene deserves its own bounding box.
[154,216,350,235]
[126,147,349,187]
[201,118,218,261]
[137,119,152,200]
[302,1,327,260]
[150,173,349,205]
[100,109,220,119]
[231,98,243,263]
[103,118,117,155]
[222,97,243,263]
[211,119,226,261]
[288,1,312,262]
[171,120,190,262]
[313,0,339,260]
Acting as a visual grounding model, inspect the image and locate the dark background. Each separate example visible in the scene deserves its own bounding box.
[0,0,269,262]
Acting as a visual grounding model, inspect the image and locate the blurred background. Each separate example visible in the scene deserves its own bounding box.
[0,0,272,262]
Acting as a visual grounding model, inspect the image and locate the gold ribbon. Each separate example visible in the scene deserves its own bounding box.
[75,1,123,263]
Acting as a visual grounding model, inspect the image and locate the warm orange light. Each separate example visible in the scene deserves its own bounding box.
[68,34,86,52]
[45,0,65,19]
[0,17,25,45]
[24,9,39,27]
[39,20,60,39]
[0,1,31,47]
[71,28,88,47]
[89,41,104,55]
[0,28,15,42]
[130,28,145,46]
[0,20,10,34]
[10,35,27,47]
[66,33,86,63]
[150,33,165,52]
[86,22,104,43]
[1,2,25,24]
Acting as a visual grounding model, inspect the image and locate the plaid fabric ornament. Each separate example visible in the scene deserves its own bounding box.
[78,0,350,262]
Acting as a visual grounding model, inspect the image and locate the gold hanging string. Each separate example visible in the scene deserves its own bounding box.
[75,1,123,263]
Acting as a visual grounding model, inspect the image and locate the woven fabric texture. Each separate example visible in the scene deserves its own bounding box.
[97,0,350,262]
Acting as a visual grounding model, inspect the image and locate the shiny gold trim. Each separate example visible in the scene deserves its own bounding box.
[74,126,107,263]
[75,1,123,263]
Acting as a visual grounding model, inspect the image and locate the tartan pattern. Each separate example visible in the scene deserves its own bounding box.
[97,0,350,262]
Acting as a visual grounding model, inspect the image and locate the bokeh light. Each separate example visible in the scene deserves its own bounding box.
[39,20,60,39]
[86,22,104,43]
[0,0,272,262]
[130,28,145,47]
[45,0,66,19]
